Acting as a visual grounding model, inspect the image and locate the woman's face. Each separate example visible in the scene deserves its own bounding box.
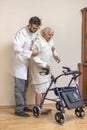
[44,30,54,42]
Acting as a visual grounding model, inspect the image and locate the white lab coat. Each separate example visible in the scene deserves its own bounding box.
[30,35,57,86]
[9,26,37,80]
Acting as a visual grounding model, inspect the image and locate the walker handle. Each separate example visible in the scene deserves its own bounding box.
[39,68,50,75]
[63,71,81,76]
[62,66,81,77]
[62,66,71,71]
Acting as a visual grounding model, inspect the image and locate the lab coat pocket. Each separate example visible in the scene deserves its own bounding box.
[16,54,27,63]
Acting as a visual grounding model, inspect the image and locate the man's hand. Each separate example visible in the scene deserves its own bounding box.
[32,50,39,57]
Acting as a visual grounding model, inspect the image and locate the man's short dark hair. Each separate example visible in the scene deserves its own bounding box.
[29,16,41,26]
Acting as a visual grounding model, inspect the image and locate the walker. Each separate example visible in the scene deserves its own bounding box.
[33,67,85,124]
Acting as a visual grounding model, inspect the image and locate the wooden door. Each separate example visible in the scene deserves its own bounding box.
[84,12,87,62]
[81,8,87,63]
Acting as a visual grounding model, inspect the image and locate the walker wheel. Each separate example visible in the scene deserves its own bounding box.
[75,107,85,118]
[56,101,62,111]
[33,105,41,117]
[55,111,66,124]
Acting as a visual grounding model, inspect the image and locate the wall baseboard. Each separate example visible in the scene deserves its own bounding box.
[0,103,54,109]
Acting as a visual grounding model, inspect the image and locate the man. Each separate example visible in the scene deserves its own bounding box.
[30,27,60,114]
[9,16,41,117]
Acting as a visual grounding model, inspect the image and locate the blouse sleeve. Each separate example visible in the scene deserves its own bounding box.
[32,38,47,68]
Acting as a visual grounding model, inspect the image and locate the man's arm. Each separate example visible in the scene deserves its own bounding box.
[13,31,39,59]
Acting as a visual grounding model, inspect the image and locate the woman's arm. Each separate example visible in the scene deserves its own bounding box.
[51,46,61,63]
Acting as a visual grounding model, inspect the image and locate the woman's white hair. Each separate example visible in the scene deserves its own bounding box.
[40,27,54,36]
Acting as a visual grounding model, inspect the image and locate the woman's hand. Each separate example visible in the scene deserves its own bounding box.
[45,64,50,69]
[54,56,61,63]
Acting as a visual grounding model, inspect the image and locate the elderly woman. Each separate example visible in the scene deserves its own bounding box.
[30,27,60,113]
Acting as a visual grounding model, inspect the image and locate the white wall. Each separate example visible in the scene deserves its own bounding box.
[0,0,87,106]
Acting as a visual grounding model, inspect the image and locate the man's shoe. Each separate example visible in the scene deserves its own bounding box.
[15,111,30,117]
[23,107,32,112]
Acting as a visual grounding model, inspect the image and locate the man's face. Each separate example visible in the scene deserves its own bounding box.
[29,24,40,33]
